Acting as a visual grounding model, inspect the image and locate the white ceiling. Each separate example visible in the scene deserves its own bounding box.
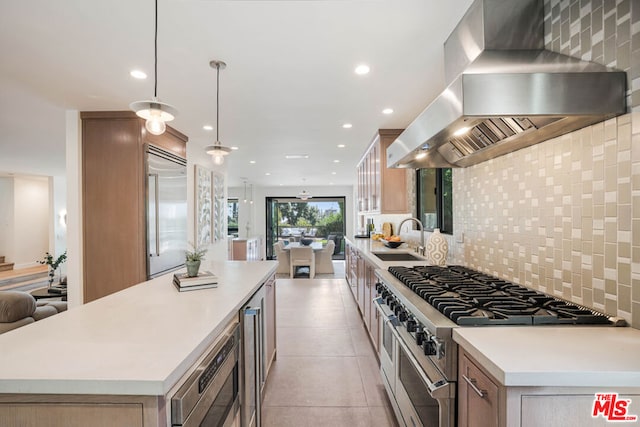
[0,0,473,187]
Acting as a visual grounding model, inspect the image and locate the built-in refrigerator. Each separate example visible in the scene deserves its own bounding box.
[146,144,188,279]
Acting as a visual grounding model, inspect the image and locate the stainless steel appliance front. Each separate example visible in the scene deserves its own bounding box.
[375,298,455,427]
[146,144,188,279]
[242,286,266,427]
[171,321,240,427]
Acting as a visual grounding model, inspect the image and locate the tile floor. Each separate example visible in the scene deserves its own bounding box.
[262,270,398,427]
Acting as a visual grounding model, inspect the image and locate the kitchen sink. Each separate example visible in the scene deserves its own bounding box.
[373,252,423,261]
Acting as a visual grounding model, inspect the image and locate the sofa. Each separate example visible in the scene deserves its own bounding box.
[0,290,67,334]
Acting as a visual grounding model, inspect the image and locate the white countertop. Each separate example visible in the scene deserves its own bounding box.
[453,326,640,388]
[0,260,277,396]
[346,237,432,268]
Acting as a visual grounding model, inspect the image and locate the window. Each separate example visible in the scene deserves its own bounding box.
[417,168,452,234]
[227,198,239,236]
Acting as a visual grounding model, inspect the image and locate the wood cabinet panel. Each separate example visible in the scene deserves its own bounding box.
[459,350,502,427]
[0,394,163,427]
[265,274,277,376]
[81,111,187,303]
[356,129,408,215]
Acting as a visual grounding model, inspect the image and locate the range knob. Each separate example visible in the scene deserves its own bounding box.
[415,331,425,346]
[375,282,384,293]
[423,339,436,356]
[394,304,403,316]
[389,300,396,311]
[398,310,407,322]
[406,319,417,332]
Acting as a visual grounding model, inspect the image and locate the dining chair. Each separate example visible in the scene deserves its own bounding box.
[289,246,315,278]
[273,241,290,274]
[315,240,335,274]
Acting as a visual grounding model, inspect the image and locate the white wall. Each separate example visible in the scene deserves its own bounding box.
[0,177,14,261]
[51,175,67,261]
[13,176,49,268]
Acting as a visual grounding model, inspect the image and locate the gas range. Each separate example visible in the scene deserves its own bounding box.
[387,265,623,326]
[374,265,625,383]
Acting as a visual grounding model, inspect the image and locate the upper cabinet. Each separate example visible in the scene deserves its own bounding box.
[81,111,187,303]
[357,129,408,214]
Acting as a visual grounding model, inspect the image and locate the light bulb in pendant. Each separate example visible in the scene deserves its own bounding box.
[145,110,166,135]
[213,154,225,165]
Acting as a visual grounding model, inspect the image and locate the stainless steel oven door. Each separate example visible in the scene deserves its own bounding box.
[392,326,455,427]
[172,323,240,427]
[375,298,397,394]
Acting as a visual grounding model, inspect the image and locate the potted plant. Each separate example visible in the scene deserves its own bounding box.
[185,244,207,277]
[38,250,67,287]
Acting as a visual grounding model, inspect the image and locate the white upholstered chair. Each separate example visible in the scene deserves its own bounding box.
[274,241,290,274]
[289,246,315,278]
[315,240,335,274]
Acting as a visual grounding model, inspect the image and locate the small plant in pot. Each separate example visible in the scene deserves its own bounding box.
[38,250,67,288]
[185,244,207,277]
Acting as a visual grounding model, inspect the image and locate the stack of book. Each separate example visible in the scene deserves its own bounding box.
[173,271,219,292]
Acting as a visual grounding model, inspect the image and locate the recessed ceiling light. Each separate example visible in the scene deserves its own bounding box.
[354,64,370,75]
[231,146,239,150]
[279,183,283,186]
[337,144,346,148]
[333,160,340,163]
[415,152,427,160]
[130,70,147,79]
[331,172,337,175]
[249,160,256,164]
[265,172,271,176]
[285,154,309,159]
[382,108,394,115]
[342,123,352,129]
[203,125,213,131]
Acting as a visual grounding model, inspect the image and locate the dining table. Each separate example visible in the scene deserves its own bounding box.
[283,241,323,251]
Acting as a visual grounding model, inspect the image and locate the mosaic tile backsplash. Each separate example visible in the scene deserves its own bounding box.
[447,0,640,327]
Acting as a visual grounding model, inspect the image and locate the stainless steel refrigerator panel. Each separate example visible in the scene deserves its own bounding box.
[146,146,188,278]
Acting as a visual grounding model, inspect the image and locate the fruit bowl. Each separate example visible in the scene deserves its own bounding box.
[381,239,404,248]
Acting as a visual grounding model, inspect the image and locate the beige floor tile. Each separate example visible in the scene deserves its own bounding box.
[277,307,348,328]
[263,406,373,427]
[349,324,376,357]
[356,355,388,406]
[368,405,400,427]
[277,327,356,356]
[263,356,368,407]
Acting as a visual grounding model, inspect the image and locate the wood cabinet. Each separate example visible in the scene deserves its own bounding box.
[356,129,408,214]
[230,237,262,261]
[345,243,380,352]
[458,349,503,427]
[264,273,277,376]
[0,394,163,426]
[81,111,187,303]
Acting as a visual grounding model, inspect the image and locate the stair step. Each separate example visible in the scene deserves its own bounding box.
[0,262,15,272]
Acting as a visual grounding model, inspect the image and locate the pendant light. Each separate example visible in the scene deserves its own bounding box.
[205,60,233,165]
[249,184,254,205]
[297,179,313,200]
[243,180,248,204]
[129,0,177,135]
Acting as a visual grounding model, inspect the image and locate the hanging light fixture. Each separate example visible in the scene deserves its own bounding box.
[243,180,248,204]
[130,0,177,135]
[205,60,233,165]
[249,184,254,205]
[297,179,313,200]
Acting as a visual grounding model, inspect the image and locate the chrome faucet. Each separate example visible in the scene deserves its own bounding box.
[398,217,425,255]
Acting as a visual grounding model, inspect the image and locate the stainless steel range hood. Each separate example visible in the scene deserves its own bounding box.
[387,0,627,169]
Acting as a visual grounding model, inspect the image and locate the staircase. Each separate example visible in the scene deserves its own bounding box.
[0,256,14,272]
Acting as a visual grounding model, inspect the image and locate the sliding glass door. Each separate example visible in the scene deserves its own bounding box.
[265,197,346,260]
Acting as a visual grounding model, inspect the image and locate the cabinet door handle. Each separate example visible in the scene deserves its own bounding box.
[462,374,486,398]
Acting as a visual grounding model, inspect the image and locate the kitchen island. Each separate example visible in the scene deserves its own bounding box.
[0,260,277,425]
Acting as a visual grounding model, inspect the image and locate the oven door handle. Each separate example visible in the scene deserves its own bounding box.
[373,297,399,326]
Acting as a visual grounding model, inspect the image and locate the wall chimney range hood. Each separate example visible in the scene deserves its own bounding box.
[387,0,626,169]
